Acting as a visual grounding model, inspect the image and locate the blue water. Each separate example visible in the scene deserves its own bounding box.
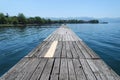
[68,23,120,75]
[0,23,120,76]
[0,25,58,76]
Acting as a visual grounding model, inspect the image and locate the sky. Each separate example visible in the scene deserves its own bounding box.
[0,0,120,18]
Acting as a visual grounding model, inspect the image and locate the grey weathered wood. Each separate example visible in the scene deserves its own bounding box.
[76,41,92,58]
[20,58,41,80]
[80,59,96,80]
[50,59,60,80]
[59,59,69,80]
[61,41,67,58]
[69,41,79,58]
[93,59,118,80]
[54,41,62,58]
[73,59,87,80]
[39,42,53,57]
[66,41,73,58]
[73,41,85,58]
[68,59,77,80]
[39,59,54,80]
[30,58,48,80]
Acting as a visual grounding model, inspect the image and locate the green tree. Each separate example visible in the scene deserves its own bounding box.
[88,20,99,23]
[0,13,7,24]
[11,16,18,24]
[34,16,42,24]
[27,17,35,24]
[17,13,27,24]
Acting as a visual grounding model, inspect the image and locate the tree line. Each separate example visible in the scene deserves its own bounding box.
[0,13,99,25]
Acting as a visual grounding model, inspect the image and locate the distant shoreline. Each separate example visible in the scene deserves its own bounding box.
[0,13,100,27]
[0,23,101,27]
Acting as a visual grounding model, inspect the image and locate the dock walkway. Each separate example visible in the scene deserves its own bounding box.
[0,25,120,80]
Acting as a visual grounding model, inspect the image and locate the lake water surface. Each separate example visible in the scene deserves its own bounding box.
[0,23,120,76]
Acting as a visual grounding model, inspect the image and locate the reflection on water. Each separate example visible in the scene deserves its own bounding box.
[68,23,120,75]
[0,25,58,76]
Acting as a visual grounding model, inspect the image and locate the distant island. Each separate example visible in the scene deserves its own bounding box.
[0,13,99,27]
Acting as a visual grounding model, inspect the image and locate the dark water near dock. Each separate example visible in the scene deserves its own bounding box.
[0,23,120,76]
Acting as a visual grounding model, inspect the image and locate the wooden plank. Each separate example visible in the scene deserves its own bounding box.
[87,59,104,80]
[73,59,87,80]
[76,41,91,58]
[50,59,60,80]
[38,41,53,57]
[34,41,50,57]
[110,69,120,80]
[73,41,85,58]
[20,58,41,80]
[49,33,56,41]
[80,59,96,80]
[59,34,62,41]
[52,33,57,41]
[54,41,62,58]
[59,59,68,80]
[69,41,78,58]
[61,42,67,58]
[30,58,48,80]
[44,41,58,58]
[93,59,117,80]
[68,59,77,80]
[39,59,54,80]
[66,41,73,58]
[14,59,34,80]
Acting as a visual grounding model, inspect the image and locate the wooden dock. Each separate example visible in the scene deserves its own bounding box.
[0,25,120,80]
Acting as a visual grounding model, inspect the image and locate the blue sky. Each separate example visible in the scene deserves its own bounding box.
[0,0,120,18]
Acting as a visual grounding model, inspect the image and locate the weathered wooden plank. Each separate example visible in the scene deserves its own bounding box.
[76,41,92,58]
[69,41,79,58]
[33,41,50,57]
[80,59,96,80]
[14,59,35,80]
[20,58,41,80]
[93,59,118,80]
[44,41,58,58]
[87,59,105,80]
[53,33,58,41]
[61,41,67,58]
[59,34,62,41]
[59,59,68,80]
[50,59,60,80]
[38,42,53,57]
[110,69,120,80]
[39,59,54,80]
[66,41,73,58]
[73,59,87,80]
[73,41,85,58]
[54,41,62,58]
[30,58,48,80]
[49,33,56,41]
[68,59,77,80]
